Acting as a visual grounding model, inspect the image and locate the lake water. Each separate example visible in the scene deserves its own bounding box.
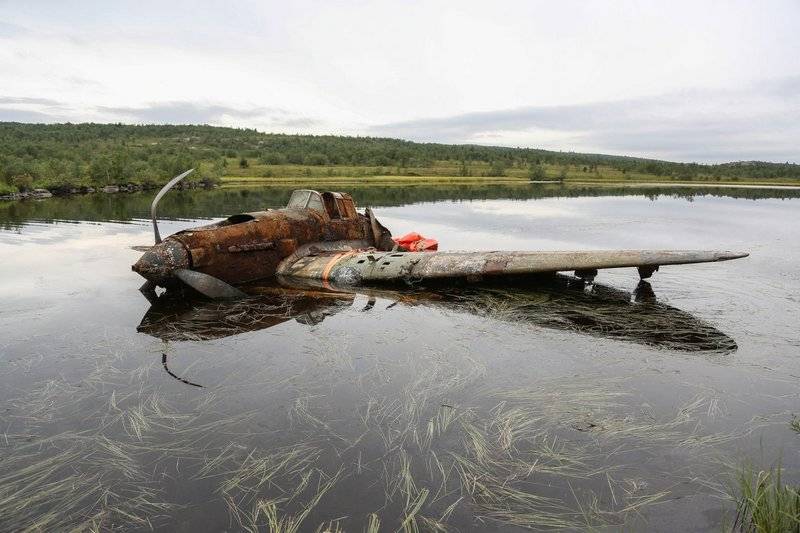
[1,183,799,532]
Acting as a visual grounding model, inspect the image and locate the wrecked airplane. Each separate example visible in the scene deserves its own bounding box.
[132,169,748,300]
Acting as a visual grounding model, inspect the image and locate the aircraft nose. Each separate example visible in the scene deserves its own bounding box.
[132,239,190,283]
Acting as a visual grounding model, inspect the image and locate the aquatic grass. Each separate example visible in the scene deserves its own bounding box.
[0,348,272,531]
[0,431,174,531]
[6,358,737,532]
[365,513,381,533]
[733,464,800,532]
[421,405,461,451]
[426,450,454,503]
[289,396,351,444]
[400,487,429,532]
[448,418,592,530]
[419,379,744,530]
[294,332,740,529]
[224,467,343,533]
[0,292,766,532]
[452,454,581,530]
[216,444,322,496]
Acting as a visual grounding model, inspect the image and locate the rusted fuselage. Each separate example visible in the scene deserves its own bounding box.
[132,191,386,286]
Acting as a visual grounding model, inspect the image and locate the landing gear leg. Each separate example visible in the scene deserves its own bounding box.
[633,280,656,302]
[575,269,598,293]
[638,265,659,279]
[574,269,598,282]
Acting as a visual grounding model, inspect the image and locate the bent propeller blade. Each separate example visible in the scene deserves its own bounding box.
[174,269,246,299]
[152,168,194,244]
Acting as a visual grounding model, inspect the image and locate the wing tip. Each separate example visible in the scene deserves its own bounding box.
[719,251,749,261]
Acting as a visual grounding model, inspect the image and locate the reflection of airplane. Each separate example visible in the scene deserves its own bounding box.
[132,170,748,300]
[138,284,357,341]
[139,276,737,386]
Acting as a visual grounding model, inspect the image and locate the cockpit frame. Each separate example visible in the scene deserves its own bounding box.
[287,189,357,220]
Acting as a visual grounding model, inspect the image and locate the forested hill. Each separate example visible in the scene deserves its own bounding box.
[1,122,798,194]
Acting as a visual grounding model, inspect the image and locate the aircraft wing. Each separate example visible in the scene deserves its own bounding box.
[278,249,748,284]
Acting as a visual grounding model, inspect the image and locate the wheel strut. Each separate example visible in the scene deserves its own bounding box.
[638,265,659,279]
[574,268,598,282]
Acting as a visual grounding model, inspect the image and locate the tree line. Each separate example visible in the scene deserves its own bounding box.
[1,122,798,194]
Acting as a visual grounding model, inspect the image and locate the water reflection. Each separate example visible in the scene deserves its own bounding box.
[138,275,737,360]
[3,182,800,230]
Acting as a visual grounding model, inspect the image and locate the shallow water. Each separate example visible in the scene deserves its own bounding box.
[1,183,799,532]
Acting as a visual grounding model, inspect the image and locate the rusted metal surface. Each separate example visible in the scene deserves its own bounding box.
[133,193,380,286]
[227,241,275,253]
[322,192,358,219]
[131,238,189,284]
[279,249,749,285]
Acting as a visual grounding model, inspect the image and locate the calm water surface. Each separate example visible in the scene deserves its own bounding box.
[1,184,799,532]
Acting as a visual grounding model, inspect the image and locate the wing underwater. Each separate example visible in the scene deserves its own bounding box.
[279,249,748,285]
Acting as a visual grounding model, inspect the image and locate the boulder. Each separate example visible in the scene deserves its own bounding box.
[31,189,53,198]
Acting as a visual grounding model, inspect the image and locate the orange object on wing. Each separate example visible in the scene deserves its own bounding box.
[393,232,438,252]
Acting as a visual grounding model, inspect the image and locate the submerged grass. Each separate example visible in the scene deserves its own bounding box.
[224,467,343,533]
[0,290,778,531]
[0,431,174,531]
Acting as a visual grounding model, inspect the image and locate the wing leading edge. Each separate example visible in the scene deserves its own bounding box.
[278,249,748,285]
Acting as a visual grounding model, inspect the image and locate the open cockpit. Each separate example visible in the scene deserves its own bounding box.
[287,189,358,219]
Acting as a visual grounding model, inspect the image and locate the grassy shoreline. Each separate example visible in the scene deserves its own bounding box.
[221,174,800,188]
[4,172,800,202]
[3,159,800,201]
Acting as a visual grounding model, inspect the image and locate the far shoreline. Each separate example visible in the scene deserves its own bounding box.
[4,176,800,202]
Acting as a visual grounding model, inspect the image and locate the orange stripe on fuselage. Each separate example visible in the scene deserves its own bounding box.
[321,251,357,283]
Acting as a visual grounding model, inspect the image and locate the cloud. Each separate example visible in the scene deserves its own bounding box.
[369,79,800,163]
[0,108,61,123]
[0,96,322,130]
[97,101,320,130]
[0,96,63,106]
[0,21,28,38]
[0,94,77,122]
[62,76,105,89]
[98,102,267,123]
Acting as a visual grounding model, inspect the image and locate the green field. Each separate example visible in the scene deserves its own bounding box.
[220,159,800,188]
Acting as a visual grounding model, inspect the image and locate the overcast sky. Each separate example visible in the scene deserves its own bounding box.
[1,0,798,163]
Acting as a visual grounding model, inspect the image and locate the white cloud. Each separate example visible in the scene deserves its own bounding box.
[370,79,800,162]
[0,0,798,162]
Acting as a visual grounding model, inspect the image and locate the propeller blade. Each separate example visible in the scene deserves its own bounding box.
[174,269,245,299]
[152,168,194,244]
[365,207,383,248]
[131,245,154,252]
[139,280,158,304]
